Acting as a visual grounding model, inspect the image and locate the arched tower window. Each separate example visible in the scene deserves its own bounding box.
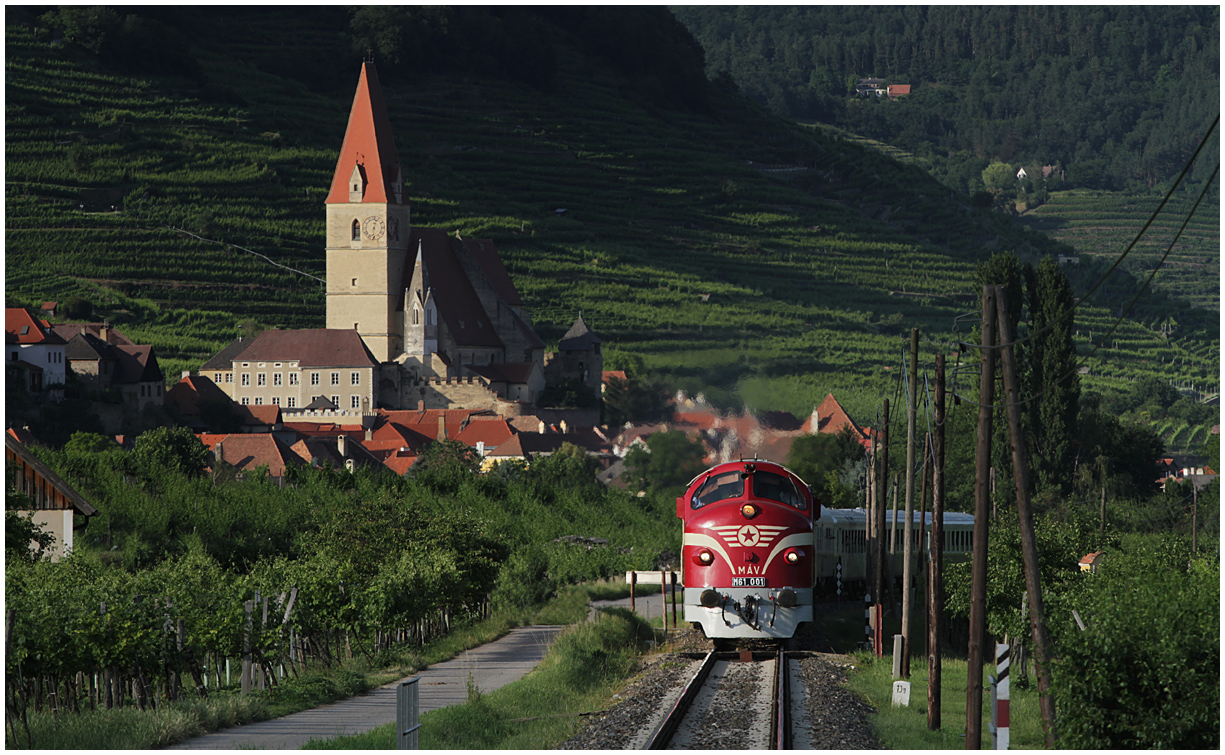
[351,219,361,240]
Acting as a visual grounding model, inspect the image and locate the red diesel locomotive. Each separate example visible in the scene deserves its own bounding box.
[676,459,816,640]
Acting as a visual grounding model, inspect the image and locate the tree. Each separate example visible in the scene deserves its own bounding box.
[63,431,118,456]
[59,296,93,320]
[1055,541,1218,748]
[1026,256,1081,496]
[786,429,863,509]
[622,431,707,491]
[130,426,209,479]
[981,161,1015,192]
[6,493,56,565]
[603,376,670,427]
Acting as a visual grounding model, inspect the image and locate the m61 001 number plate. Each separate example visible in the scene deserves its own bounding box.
[731,577,767,587]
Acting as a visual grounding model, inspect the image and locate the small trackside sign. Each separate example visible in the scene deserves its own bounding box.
[892,681,911,707]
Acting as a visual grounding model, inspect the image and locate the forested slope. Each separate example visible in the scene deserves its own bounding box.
[674,6,1219,194]
[4,7,1217,420]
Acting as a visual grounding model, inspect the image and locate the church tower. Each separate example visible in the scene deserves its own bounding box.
[325,62,410,363]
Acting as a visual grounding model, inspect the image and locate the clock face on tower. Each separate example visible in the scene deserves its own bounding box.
[362,216,386,241]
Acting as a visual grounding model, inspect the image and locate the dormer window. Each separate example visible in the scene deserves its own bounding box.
[348,164,366,203]
[351,219,361,240]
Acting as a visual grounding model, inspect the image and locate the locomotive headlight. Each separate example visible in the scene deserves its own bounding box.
[784,548,804,564]
[740,503,760,519]
[694,549,714,565]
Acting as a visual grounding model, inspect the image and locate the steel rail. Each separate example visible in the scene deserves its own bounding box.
[772,648,791,749]
[643,650,719,749]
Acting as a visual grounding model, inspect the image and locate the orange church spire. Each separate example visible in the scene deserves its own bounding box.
[325,62,404,205]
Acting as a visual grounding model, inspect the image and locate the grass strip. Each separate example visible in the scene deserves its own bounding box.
[303,605,656,749]
[845,649,1046,749]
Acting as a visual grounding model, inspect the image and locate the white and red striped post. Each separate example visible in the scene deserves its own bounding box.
[989,642,1010,749]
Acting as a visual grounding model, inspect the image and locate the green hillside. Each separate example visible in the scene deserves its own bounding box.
[4,8,1217,423]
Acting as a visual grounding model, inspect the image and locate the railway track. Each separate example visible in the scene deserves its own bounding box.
[644,647,803,749]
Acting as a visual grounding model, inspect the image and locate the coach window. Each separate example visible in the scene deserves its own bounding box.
[752,471,807,510]
[691,471,744,509]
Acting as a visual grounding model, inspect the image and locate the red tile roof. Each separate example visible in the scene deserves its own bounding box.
[326,62,403,206]
[7,427,38,445]
[803,393,869,442]
[384,450,418,475]
[5,308,66,345]
[234,329,378,367]
[167,374,232,415]
[603,370,628,384]
[454,417,516,449]
[281,421,365,438]
[236,404,282,427]
[205,433,303,478]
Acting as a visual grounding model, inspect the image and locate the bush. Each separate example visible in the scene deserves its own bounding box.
[492,546,555,610]
[1054,538,1218,749]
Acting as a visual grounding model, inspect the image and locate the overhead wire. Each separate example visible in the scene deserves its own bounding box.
[953,162,1220,411]
[947,116,1219,409]
[954,114,1219,355]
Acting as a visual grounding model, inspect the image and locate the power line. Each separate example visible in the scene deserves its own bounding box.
[956,115,1219,354]
[167,226,327,286]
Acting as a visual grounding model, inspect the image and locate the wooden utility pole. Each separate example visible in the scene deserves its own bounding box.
[875,398,890,626]
[866,433,877,609]
[928,354,946,731]
[901,327,920,678]
[967,286,995,749]
[994,286,1058,747]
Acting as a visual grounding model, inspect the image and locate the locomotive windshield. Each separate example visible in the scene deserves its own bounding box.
[752,471,807,510]
[691,471,744,508]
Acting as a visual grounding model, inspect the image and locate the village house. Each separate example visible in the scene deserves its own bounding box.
[6,430,98,561]
[5,307,67,399]
[52,322,165,413]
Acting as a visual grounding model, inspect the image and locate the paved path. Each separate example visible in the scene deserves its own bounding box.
[590,586,681,625]
[168,625,564,750]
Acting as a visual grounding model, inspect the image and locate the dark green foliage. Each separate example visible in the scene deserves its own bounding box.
[1073,405,1164,500]
[131,426,209,479]
[785,430,862,509]
[7,434,678,701]
[602,376,670,428]
[59,295,92,320]
[537,378,599,409]
[63,431,118,456]
[529,443,601,492]
[1054,539,1218,749]
[5,503,55,565]
[491,546,555,610]
[1026,257,1080,496]
[41,6,205,82]
[674,7,1219,194]
[622,431,708,492]
[944,507,1114,644]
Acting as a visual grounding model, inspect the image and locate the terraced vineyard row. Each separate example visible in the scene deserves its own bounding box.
[1021,189,1219,311]
[4,18,1216,417]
